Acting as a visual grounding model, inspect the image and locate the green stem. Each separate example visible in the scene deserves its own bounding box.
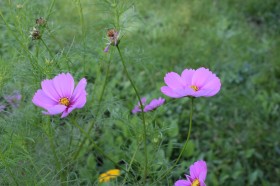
[71,121,127,173]
[46,117,65,184]
[0,11,42,74]
[76,0,86,76]
[158,97,194,182]
[40,38,55,60]
[121,142,141,186]
[116,46,148,183]
[73,51,113,160]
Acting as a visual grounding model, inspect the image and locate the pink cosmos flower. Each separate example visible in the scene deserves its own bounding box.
[161,67,221,98]
[175,160,207,186]
[132,97,165,114]
[32,73,87,118]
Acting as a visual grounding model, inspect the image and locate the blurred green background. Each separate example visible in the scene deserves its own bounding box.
[0,0,280,185]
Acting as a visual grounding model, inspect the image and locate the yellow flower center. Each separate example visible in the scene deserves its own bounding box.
[59,97,70,106]
[191,179,200,186]
[98,169,120,183]
[190,85,199,91]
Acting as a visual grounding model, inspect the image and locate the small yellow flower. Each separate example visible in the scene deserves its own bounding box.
[98,169,120,183]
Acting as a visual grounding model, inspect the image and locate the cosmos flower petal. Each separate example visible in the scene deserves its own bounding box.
[104,45,110,52]
[174,180,191,186]
[144,97,165,112]
[164,72,184,89]
[41,79,61,101]
[61,106,75,118]
[199,180,206,186]
[71,78,87,104]
[53,73,75,98]
[181,69,195,85]
[132,106,141,114]
[132,97,164,113]
[45,105,67,115]
[161,86,183,98]
[32,89,57,110]
[190,160,207,181]
[192,67,214,88]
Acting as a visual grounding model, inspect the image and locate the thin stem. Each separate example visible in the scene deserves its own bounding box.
[76,0,86,76]
[121,142,141,186]
[0,11,41,74]
[157,98,194,182]
[73,51,113,160]
[71,121,128,173]
[40,38,55,60]
[45,117,65,184]
[116,46,148,183]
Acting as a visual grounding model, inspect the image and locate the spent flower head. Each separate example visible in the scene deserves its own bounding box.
[36,17,47,26]
[161,67,221,98]
[132,97,165,114]
[30,27,41,40]
[32,73,87,118]
[175,160,207,186]
[104,29,120,52]
[98,169,120,183]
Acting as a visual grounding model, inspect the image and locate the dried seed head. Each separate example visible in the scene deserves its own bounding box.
[36,17,47,26]
[30,27,41,40]
[107,29,117,38]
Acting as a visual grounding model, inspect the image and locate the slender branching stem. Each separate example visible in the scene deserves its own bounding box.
[157,98,194,182]
[116,45,148,184]
[73,51,113,160]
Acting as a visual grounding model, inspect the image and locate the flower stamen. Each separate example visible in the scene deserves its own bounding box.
[59,97,70,106]
[190,85,199,91]
[191,179,200,186]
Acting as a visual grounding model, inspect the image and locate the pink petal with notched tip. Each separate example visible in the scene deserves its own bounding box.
[41,79,60,101]
[45,105,67,115]
[70,78,87,106]
[181,69,195,86]
[53,73,75,98]
[190,160,207,181]
[174,179,191,186]
[161,86,182,98]
[32,89,57,110]
[164,72,185,90]
[191,68,214,88]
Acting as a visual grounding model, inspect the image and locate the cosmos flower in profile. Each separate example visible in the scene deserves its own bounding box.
[161,67,221,98]
[98,169,120,183]
[132,97,165,114]
[32,73,87,118]
[104,29,120,52]
[175,160,207,186]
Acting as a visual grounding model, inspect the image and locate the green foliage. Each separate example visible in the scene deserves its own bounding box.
[0,0,280,185]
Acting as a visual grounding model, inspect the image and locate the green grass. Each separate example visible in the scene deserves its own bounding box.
[1,0,280,185]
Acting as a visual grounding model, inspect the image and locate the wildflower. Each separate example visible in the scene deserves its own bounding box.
[4,91,22,108]
[98,169,120,183]
[132,97,165,114]
[32,73,87,118]
[30,27,41,40]
[0,104,5,112]
[104,29,120,52]
[36,17,47,26]
[175,160,207,186]
[161,67,221,98]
